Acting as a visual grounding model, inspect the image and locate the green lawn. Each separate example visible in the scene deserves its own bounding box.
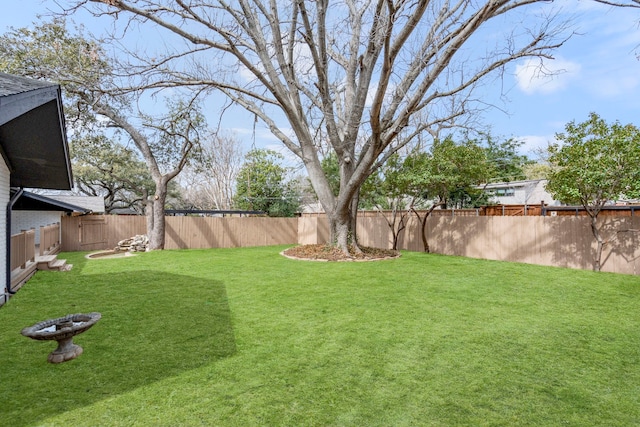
[1,246,639,426]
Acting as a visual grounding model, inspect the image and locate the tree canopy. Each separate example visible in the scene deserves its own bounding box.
[71,134,153,213]
[480,135,532,183]
[546,112,640,271]
[547,113,640,208]
[234,149,300,217]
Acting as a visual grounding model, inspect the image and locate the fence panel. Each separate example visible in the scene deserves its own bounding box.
[64,215,297,251]
[163,217,297,249]
[105,215,147,249]
[39,223,60,255]
[60,216,80,252]
[11,229,35,271]
[79,216,107,251]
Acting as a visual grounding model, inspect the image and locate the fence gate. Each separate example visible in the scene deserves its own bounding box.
[79,216,107,251]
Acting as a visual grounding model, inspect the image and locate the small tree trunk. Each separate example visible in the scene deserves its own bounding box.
[384,207,400,250]
[590,214,603,272]
[393,211,410,251]
[411,204,443,253]
[379,203,409,251]
[419,213,430,253]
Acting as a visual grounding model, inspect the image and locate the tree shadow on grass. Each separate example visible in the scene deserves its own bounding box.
[0,271,236,426]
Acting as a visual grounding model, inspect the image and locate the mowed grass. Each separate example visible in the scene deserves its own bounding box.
[1,246,639,426]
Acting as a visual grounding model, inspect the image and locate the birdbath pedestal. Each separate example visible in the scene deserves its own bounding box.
[21,313,101,363]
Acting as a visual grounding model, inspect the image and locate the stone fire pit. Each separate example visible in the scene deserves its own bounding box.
[21,312,101,363]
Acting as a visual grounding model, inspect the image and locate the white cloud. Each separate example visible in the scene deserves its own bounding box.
[515,57,581,95]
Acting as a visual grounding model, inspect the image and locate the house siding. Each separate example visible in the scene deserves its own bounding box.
[0,160,9,297]
[485,180,558,206]
[12,211,62,244]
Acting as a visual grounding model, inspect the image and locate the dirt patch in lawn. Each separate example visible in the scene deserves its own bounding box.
[282,244,400,262]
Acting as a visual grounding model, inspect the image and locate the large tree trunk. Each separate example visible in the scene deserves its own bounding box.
[146,196,154,243]
[328,204,353,254]
[304,147,364,255]
[349,193,362,254]
[147,182,168,250]
[325,154,367,255]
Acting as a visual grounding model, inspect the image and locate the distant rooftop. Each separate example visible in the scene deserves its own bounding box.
[482,179,546,189]
[45,195,105,214]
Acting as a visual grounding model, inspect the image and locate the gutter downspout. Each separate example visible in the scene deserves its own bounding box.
[5,187,23,300]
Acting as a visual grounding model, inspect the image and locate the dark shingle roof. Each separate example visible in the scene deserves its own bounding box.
[0,72,73,190]
[0,72,56,97]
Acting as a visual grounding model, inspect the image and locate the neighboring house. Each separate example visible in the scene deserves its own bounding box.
[11,191,105,245]
[0,73,73,303]
[482,179,559,206]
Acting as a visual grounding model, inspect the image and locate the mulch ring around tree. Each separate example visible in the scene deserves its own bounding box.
[281,244,400,262]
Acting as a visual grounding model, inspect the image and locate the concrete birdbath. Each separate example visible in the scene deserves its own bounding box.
[21,312,101,363]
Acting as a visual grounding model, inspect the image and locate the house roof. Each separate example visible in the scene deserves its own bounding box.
[11,191,91,214]
[0,73,72,190]
[44,195,105,213]
[482,179,546,189]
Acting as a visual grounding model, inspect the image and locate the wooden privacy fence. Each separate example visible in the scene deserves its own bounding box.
[61,213,640,275]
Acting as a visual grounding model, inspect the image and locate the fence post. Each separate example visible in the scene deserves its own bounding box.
[39,224,45,255]
[28,228,35,263]
[20,230,26,269]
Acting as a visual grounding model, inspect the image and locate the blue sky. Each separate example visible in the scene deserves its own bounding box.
[2,0,639,160]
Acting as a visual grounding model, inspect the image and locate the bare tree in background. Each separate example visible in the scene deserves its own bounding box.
[64,0,639,254]
[180,132,244,210]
